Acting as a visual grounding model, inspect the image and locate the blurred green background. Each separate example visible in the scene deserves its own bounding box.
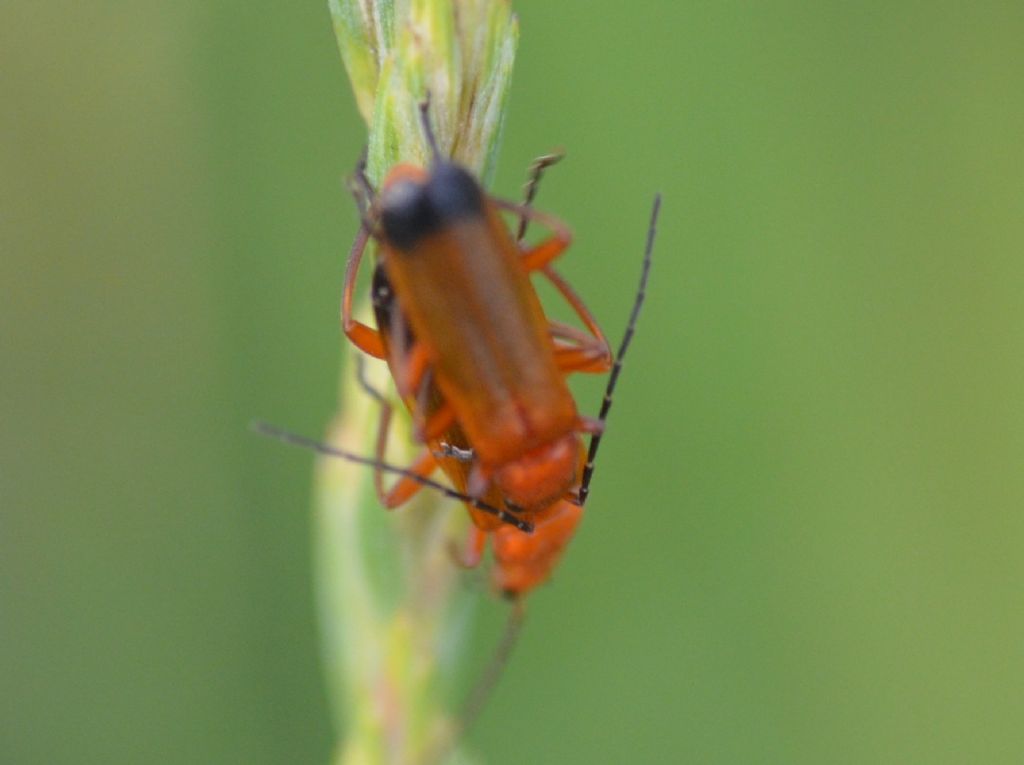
[4,2,1023,763]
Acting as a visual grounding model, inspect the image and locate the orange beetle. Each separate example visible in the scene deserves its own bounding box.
[345,131,659,595]
[366,257,588,596]
[344,159,613,521]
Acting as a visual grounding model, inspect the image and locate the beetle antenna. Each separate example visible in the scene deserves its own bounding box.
[252,420,534,532]
[577,193,661,506]
[418,94,442,163]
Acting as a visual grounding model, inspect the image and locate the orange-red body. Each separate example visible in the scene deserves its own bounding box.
[345,162,610,511]
[378,163,593,511]
[342,159,611,595]
[491,501,583,594]
[370,259,589,596]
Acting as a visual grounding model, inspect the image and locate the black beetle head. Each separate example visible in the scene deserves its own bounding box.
[379,162,483,250]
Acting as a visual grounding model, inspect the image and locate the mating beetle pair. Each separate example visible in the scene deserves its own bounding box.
[340,106,659,596]
[259,103,658,597]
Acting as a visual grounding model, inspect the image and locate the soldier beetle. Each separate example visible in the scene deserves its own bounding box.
[365,260,588,597]
[364,215,657,595]
[346,113,660,596]
[260,154,658,598]
[344,107,618,523]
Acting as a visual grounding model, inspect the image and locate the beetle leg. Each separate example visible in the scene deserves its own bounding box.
[386,304,430,399]
[396,342,455,443]
[520,235,570,272]
[498,195,613,372]
[419,402,457,442]
[493,198,573,271]
[354,355,440,507]
[378,448,440,508]
[401,343,432,400]
[342,225,387,358]
[449,526,488,569]
[545,284,613,374]
[549,323,611,373]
